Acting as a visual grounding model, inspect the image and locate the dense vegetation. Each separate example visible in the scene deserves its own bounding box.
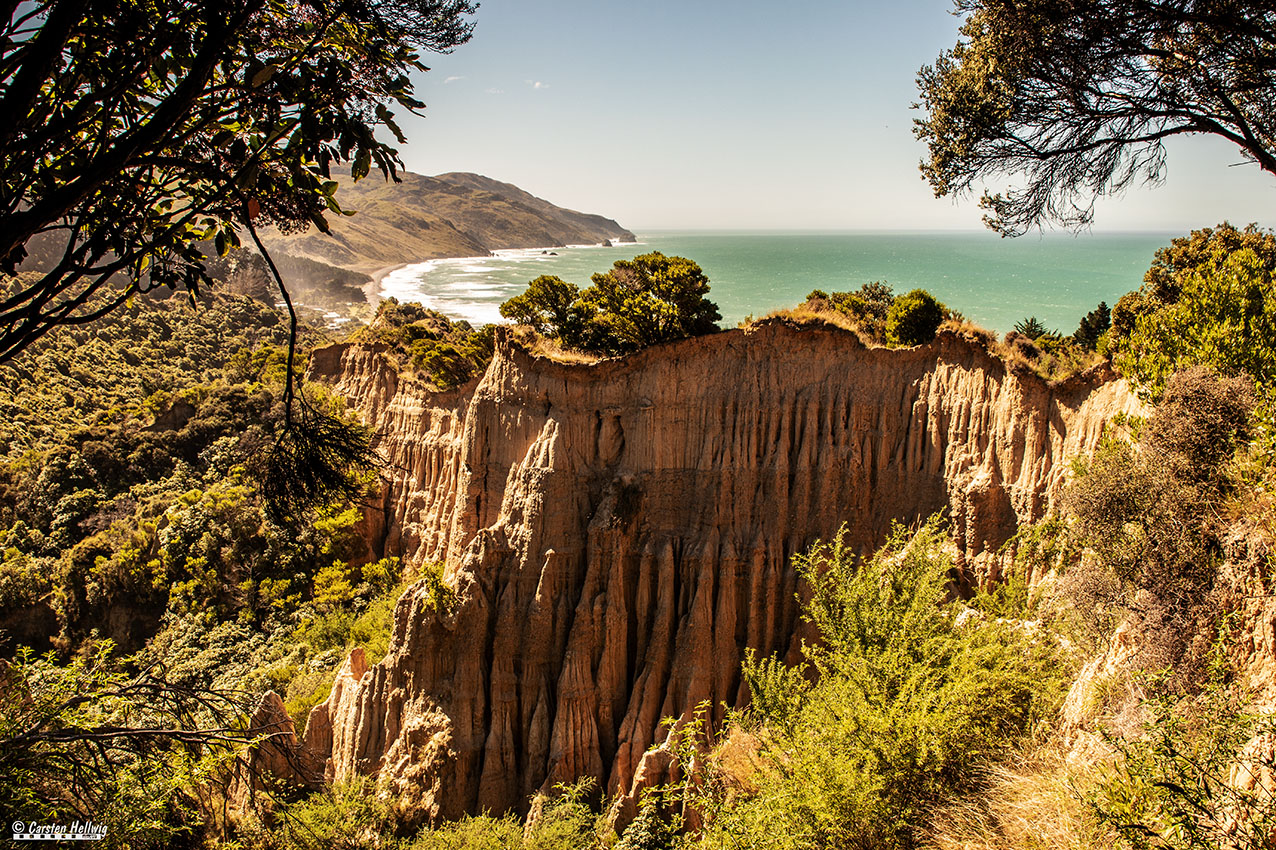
[0,0,476,362]
[796,282,1107,382]
[500,252,722,355]
[5,211,1276,849]
[1108,223,1276,418]
[351,298,496,390]
[687,519,1066,850]
[0,288,413,848]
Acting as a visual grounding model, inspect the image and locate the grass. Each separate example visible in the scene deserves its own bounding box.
[509,326,604,364]
[925,745,1114,850]
[745,306,871,341]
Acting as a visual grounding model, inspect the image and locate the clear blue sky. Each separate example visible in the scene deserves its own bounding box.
[394,0,1275,232]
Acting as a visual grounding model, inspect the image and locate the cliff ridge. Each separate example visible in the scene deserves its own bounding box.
[305,320,1143,821]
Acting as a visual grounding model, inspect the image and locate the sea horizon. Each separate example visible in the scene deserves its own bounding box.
[377,229,1178,335]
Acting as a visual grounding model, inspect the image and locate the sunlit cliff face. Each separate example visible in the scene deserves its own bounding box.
[303,319,1143,822]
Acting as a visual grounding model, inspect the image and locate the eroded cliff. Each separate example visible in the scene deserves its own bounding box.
[305,319,1142,821]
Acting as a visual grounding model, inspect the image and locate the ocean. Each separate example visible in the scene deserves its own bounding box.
[377,230,1176,336]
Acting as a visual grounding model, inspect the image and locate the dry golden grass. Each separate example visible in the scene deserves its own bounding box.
[747,305,873,343]
[994,333,1105,384]
[925,745,1115,850]
[939,317,997,347]
[508,326,604,364]
[1225,449,1276,544]
[708,727,765,795]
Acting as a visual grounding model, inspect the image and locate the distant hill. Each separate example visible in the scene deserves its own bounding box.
[262,169,636,273]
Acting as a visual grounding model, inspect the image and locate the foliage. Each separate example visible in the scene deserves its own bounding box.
[1063,367,1254,678]
[0,292,388,654]
[885,288,947,346]
[253,394,378,526]
[244,776,399,850]
[234,776,614,850]
[690,518,1067,850]
[1092,647,1276,850]
[0,0,476,361]
[355,298,496,389]
[500,253,722,355]
[499,275,592,341]
[582,253,722,354]
[803,281,897,342]
[0,287,307,463]
[1013,316,1050,340]
[998,320,1104,383]
[1109,224,1276,417]
[0,642,256,849]
[1074,302,1112,351]
[916,1,1276,235]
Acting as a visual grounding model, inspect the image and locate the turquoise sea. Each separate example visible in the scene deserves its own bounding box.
[377,230,1177,335]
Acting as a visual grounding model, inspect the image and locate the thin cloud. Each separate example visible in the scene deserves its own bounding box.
[525,80,549,90]
[444,75,465,84]
[485,87,504,95]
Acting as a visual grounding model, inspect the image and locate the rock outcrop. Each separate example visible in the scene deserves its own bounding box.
[306,319,1143,822]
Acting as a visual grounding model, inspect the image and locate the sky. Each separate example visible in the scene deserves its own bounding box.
[393,0,1275,232]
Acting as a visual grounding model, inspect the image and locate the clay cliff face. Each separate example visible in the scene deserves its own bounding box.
[305,320,1142,822]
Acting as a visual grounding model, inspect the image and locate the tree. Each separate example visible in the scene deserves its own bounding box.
[0,645,285,846]
[2,0,476,519]
[498,274,593,341]
[0,0,477,363]
[1012,316,1049,340]
[1114,248,1276,408]
[583,252,722,354]
[1073,302,1111,350]
[915,1,1276,235]
[1106,223,1276,408]
[885,288,946,346]
[499,253,722,356]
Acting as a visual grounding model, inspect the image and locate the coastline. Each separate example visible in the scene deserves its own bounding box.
[361,241,639,321]
[363,262,410,307]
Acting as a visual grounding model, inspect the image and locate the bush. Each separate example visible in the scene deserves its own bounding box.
[690,517,1066,850]
[1063,368,1254,680]
[1109,224,1276,412]
[1092,655,1276,849]
[885,289,946,346]
[500,253,721,355]
[356,299,495,389]
[804,281,897,341]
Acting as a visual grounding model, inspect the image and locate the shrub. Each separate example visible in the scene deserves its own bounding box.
[691,517,1066,850]
[1141,366,1255,486]
[1091,653,1276,850]
[1109,225,1276,411]
[357,299,496,389]
[885,289,946,346]
[1063,368,1254,681]
[500,253,721,355]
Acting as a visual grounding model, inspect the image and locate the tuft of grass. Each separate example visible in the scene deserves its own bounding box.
[750,306,871,341]
[510,326,604,364]
[925,746,1114,850]
[939,317,996,348]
